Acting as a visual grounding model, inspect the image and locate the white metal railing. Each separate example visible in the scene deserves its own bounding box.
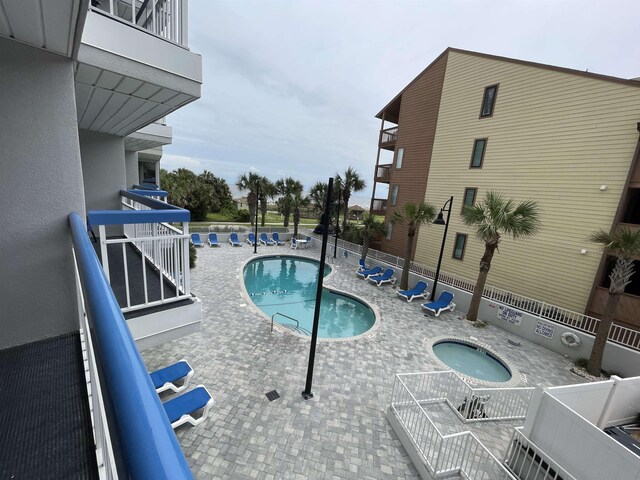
[91,0,188,47]
[396,372,533,423]
[504,428,577,480]
[313,233,640,352]
[390,374,518,479]
[74,252,119,480]
[94,195,190,313]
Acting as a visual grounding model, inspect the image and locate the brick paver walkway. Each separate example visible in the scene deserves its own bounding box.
[142,243,582,479]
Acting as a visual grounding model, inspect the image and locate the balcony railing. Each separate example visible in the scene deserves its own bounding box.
[69,212,192,479]
[375,164,391,183]
[379,126,398,146]
[91,0,188,47]
[88,189,191,313]
[371,198,387,215]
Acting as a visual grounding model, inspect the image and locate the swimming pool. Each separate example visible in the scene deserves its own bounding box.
[432,340,512,382]
[243,256,376,339]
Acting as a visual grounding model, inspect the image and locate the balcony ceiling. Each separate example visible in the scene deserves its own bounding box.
[0,0,84,57]
[75,63,191,136]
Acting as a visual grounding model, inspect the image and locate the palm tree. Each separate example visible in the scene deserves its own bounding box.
[356,213,386,261]
[462,191,540,322]
[291,192,311,238]
[236,172,261,226]
[308,181,329,218]
[337,167,366,234]
[258,177,275,227]
[392,202,437,290]
[587,227,640,376]
[275,177,304,227]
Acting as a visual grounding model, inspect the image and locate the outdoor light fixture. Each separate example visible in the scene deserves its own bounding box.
[431,196,454,300]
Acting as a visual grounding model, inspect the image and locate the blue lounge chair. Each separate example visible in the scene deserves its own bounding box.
[191,233,204,247]
[305,236,312,248]
[356,266,382,279]
[162,385,214,429]
[228,232,242,247]
[260,232,275,246]
[356,258,369,273]
[422,291,456,317]
[207,233,220,247]
[290,237,298,250]
[149,359,194,394]
[247,233,257,246]
[368,268,396,286]
[272,232,285,245]
[397,281,429,302]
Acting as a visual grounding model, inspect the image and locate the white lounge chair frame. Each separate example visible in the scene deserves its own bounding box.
[168,385,215,429]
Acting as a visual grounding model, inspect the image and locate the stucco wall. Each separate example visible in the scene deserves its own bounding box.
[125,150,139,189]
[80,130,126,211]
[0,38,85,348]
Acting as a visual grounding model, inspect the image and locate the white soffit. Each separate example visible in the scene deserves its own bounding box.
[75,63,193,136]
[0,0,82,57]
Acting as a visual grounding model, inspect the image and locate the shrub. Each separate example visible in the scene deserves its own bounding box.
[189,242,197,269]
[574,358,588,370]
[233,209,251,222]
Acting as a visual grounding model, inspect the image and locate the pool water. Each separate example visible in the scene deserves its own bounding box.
[243,256,375,338]
[432,341,512,382]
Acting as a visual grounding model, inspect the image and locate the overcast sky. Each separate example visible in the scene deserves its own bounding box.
[162,0,640,205]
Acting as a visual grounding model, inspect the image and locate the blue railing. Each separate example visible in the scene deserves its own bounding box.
[69,212,193,479]
[88,190,188,226]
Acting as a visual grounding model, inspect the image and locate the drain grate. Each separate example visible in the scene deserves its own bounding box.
[265,390,280,401]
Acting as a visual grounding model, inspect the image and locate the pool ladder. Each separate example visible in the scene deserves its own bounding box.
[271,312,311,336]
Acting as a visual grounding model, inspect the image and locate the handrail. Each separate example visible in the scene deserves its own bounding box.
[271,312,311,335]
[69,212,193,479]
[87,190,190,226]
[129,188,169,198]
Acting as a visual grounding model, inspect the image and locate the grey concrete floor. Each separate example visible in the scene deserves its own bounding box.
[142,244,583,479]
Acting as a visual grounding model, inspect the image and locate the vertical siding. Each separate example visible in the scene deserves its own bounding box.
[414,51,640,313]
[378,53,448,257]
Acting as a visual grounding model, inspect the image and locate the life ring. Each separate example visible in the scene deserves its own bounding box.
[561,332,581,347]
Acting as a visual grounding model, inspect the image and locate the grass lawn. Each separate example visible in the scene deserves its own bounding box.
[196,211,318,227]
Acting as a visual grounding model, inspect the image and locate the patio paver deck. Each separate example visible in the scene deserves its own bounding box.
[142,243,583,479]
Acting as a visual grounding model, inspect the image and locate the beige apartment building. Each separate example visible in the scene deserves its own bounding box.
[370,48,640,330]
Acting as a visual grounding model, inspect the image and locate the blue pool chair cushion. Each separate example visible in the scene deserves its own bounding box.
[149,360,192,392]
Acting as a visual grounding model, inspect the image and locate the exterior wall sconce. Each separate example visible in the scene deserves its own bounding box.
[600,185,607,191]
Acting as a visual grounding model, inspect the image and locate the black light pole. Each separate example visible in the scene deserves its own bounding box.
[430,196,454,300]
[333,194,341,259]
[254,182,260,254]
[302,177,333,400]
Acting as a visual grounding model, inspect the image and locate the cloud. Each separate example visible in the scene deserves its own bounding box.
[163,0,640,203]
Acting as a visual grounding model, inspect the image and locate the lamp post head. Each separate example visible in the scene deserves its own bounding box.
[434,211,446,226]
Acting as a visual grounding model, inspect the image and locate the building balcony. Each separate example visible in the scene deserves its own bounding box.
[371,198,387,215]
[375,164,391,184]
[125,121,173,152]
[89,189,202,349]
[379,126,398,150]
[75,2,202,137]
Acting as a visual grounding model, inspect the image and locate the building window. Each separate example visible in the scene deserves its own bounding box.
[396,148,404,169]
[480,84,498,118]
[470,139,487,168]
[390,185,399,205]
[385,222,393,240]
[463,188,477,211]
[452,233,467,260]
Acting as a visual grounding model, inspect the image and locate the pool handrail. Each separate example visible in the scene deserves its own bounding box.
[69,212,193,479]
[271,312,311,336]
